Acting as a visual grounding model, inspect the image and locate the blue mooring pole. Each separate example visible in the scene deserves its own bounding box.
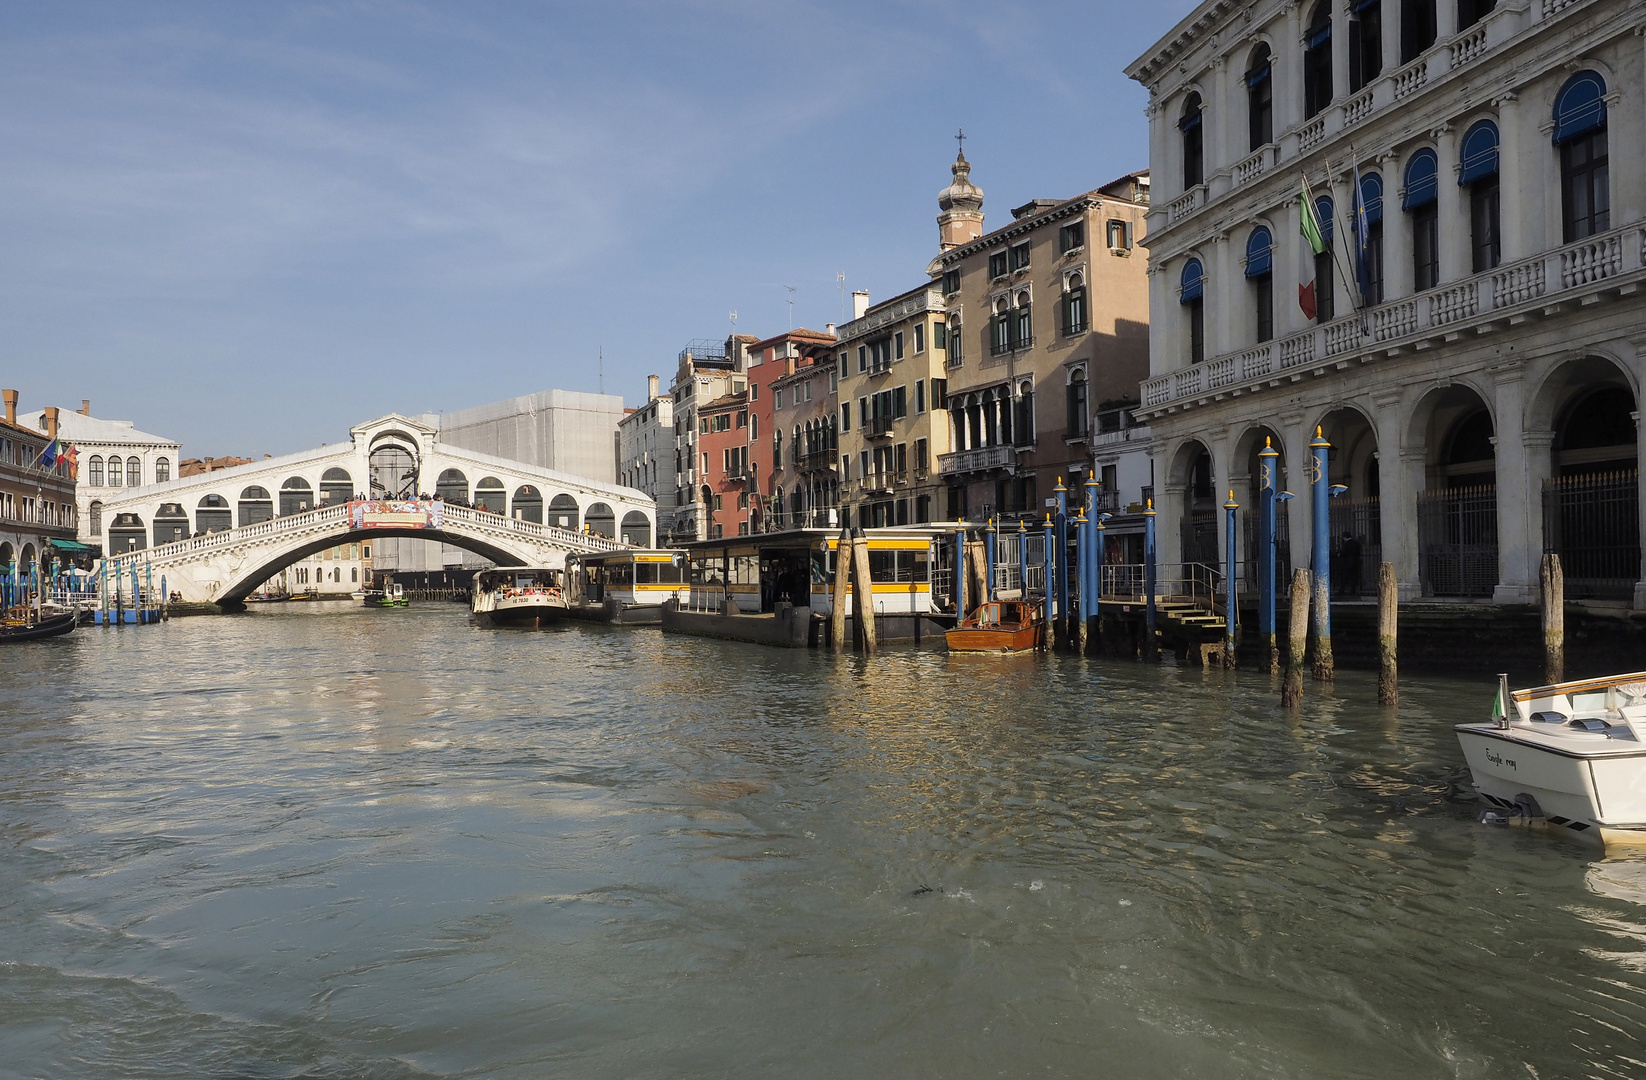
[954,527,967,618]
[1072,511,1085,630]
[1311,426,1333,679]
[1143,499,1158,660]
[1083,477,1098,643]
[1224,490,1239,667]
[1054,478,1068,632]
[985,518,997,602]
[1041,513,1055,645]
[1258,437,1278,673]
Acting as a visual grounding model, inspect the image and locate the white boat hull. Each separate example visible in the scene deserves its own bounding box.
[1457,724,1646,846]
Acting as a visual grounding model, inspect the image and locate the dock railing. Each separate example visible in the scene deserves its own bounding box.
[1100,562,1223,613]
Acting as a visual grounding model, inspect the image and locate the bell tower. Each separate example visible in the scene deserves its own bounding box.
[937,130,985,252]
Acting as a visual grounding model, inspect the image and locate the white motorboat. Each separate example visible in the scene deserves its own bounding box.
[471,566,567,627]
[1457,672,1646,847]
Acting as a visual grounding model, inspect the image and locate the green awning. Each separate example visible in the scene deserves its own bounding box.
[47,540,97,555]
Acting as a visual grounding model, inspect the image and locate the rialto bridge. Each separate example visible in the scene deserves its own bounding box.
[92,414,654,606]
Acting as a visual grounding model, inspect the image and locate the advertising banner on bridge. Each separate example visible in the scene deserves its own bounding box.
[349,499,443,530]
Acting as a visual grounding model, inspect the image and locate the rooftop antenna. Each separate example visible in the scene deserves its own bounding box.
[729,309,738,332]
[784,285,796,329]
[837,272,846,322]
[598,347,604,395]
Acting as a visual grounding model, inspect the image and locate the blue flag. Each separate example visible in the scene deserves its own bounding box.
[1352,158,1372,308]
[36,438,59,468]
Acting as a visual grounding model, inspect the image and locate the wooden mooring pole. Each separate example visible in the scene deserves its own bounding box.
[852,530,877,654]
[1377,561,1398,707]
[1541,552,1564,685]
[830,527,850,652]
[1282,568,1310,708]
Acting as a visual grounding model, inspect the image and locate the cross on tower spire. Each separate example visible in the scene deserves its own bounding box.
[955,127,966,158]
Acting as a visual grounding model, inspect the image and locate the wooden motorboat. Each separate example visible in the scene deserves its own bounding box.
[1,610,77,642]
[471,567,566,627]
[945,600,1044,653]
[1456,672,1646,847]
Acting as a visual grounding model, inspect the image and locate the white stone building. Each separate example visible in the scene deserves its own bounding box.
[617,375,675,543]
[1128,0,1644,604]
[30,402,182,548]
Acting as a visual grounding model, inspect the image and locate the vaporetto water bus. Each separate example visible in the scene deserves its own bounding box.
[564,550,689,625]
[660,527,959,647]
[470,566,568,628]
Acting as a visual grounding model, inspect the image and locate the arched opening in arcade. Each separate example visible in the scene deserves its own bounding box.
[475,477,505,514]
[197,494,232,534]
[435,468,468,505]
[1172,440,1217,566]
[18,544,35,576]
[319,468,354,507]
[110,512,147,553]
[1320,408,1379,597]
[1413,385,1497,597]
[585,502,616,539]
[547,494,578,530]
[1540,357,1639,599]
[280,477,314,516]
[511,485,543,523]
[1234,425,1291,590]
[153,504,188,547]
[239,486,273,526]
[621,511,650,547]
[369,438,419,498]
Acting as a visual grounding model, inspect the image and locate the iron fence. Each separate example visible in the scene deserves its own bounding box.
[1242,501,1292,598]
[1543,469,1640,600]
[1417,484,1497,597]
[1181,510,1218,566]
[1328,496,1381,597]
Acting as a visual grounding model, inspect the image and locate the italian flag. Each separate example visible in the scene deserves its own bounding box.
[1298,176,1326,320]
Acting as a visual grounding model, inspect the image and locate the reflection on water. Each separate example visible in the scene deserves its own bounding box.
[3,605,1646,1078]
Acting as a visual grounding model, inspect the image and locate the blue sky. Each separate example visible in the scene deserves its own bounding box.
[1,1,1195,457]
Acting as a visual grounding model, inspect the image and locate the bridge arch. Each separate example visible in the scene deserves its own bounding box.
[110,512,147,553]
[369,434,420,497]
[280,476,314,515]
[239,486,273,526]
[547,493,578,529]
[154,503,188,547]
[512,485,543,523]
[475,477,506,513]
[197,494,232,534]
[585,502,615,538]
[621,510,651,546]
[435,468,469,505]
[319,468,354,507]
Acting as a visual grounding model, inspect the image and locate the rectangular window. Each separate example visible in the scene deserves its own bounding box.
[893,385,907,418]
[829,369,838,393]
[841,404,850,432]
[915,438,928,471]
[1349,1,1382,93]
[1412,203,1439,291]
[895,443,907,474]
[1106,219,1132,250]
[943,268,961,294]
[989,251,1009,278]
[913,323,924,354]
[891,332,902,360]
[860,450,869,478]
[858,345,868,373]
[1014,305,1032,349]
[1315,249,1335,322]
[1254,274,1274,342]
[839,351,848,377]
[1365,221,1385,304]
[931,378,947,410]
[858,398,868,426]
[933,322,946,350]
[992,313,1011,356]
[1010,241,1031,271]
[713,494,723,511]
[1561,128,1609,243]
[750,415,758,440]
[1059,222,1084,253]
[773,389,783,410]
[749,383,758,400]
[915,379,926,413]
[1062,286,1088,336]
[1470,177,1501,273]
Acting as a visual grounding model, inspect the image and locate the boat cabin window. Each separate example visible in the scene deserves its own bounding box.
[868,548,930,583]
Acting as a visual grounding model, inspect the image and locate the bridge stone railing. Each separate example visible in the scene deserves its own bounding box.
[103,499,628,574]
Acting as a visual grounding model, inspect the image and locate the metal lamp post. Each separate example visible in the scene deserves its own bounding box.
[1257,437,1279,673]
[1224,489,1239,666]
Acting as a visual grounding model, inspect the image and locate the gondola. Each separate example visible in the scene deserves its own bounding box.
[0,611,77,642]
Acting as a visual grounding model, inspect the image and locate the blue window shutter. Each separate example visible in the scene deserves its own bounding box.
[1179,259,1204,303]
[1552,71,1606,144]
[1244,227,1274,278]
[1458,120,1500,184]
[1402,149,1439,210]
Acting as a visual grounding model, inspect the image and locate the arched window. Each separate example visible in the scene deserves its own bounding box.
[1460,120,1501,271]
[279,476,313,516]
[1457,0,1495,31]
[474,477,506,514]
[1313,196,1337,322]
[512,485,543,523]
[1180,258,1206,364]
[1352,171,1385,304]
[1401,0,1436,64]
[1553,72,1609,242]
[126,457,141,487]
[153,504,187,546]
[547,493,579,529]
[991,297,1012,355]
[1303,2,1333,119]
[88,456,104,486]
[1246,45,1273,150]
[1013,380,1035,447]
[319,467,353,507]
[1245,226,1275,342]
[585,502,616,538]
[1349,0,1382,93]
[238,485,273,526]
[1403,148,1440,290]
[155,458,170,484]
[1180,93,1204,188]
[1066,368,1089,438]
[107,456,123,487]
[435,468,468,504]
[196,493,232,534]
[620,510,651,546]
[1015,290,1033,349]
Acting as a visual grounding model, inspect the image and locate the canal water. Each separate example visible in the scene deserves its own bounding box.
[3,606,1644,1079]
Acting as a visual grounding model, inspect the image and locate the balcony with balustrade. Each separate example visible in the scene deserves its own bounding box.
[1139,223,1646,417]
[938,443,1017,477]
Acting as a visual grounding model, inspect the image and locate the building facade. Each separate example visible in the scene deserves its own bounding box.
[667,338,748,543]
[618,375,677,541]
[32,401,182,549]
[427,388,625,485]
[835,285,952,527]
[1,392,79,576]
[744,328,837,532]
[770,346,839,529]
[1129,0,1645,603]
[931,154,1154,522]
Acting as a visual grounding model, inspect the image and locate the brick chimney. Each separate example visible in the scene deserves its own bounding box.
[43,406,59,440]
[80,399,91,415]
[2,389,16,426]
